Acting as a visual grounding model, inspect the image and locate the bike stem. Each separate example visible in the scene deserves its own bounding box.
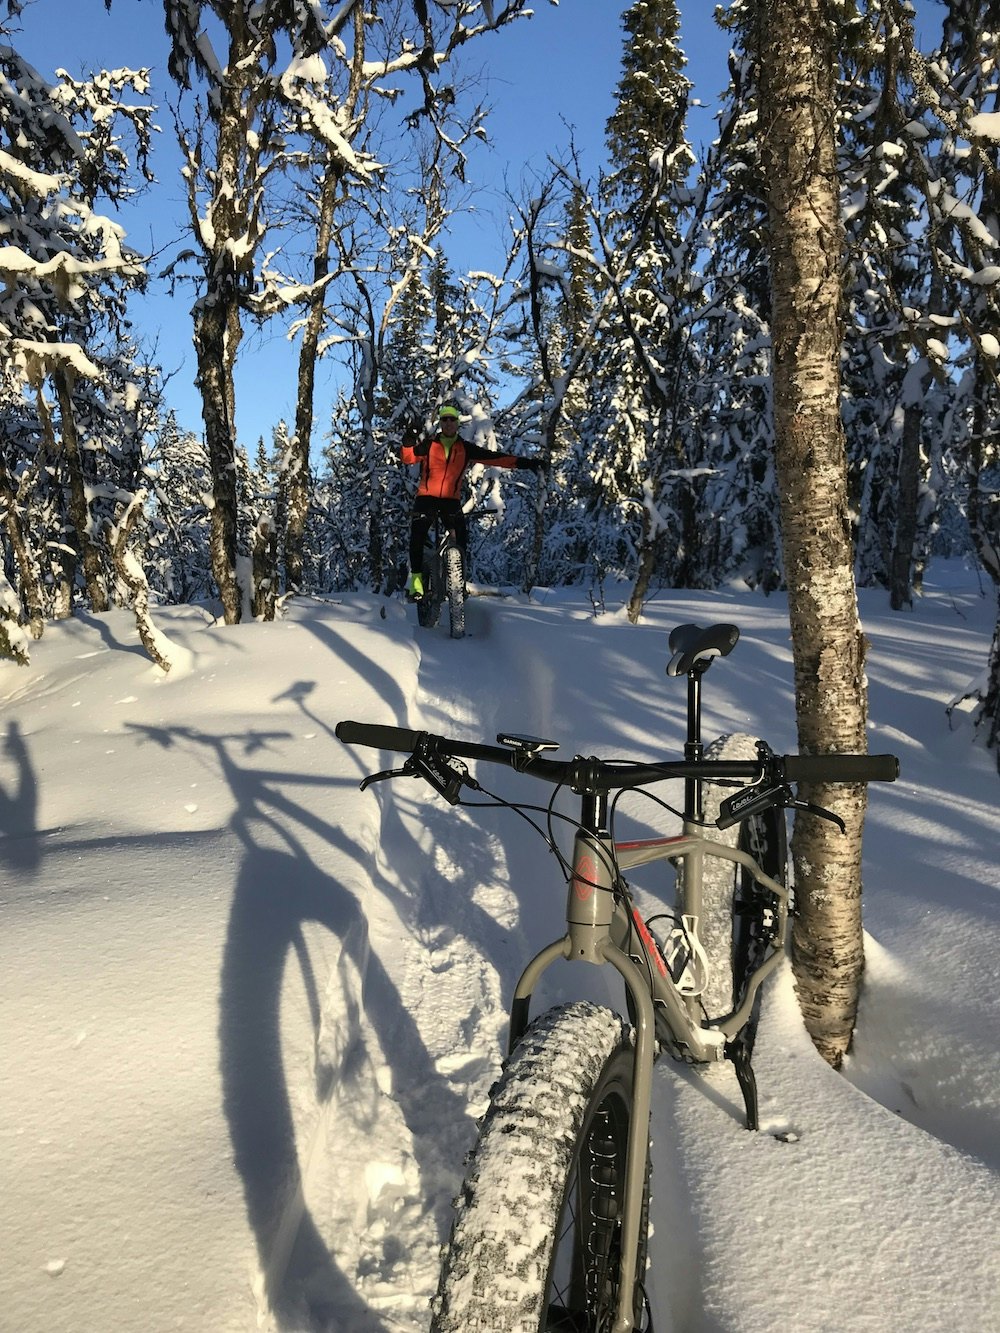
[580,789,608,834]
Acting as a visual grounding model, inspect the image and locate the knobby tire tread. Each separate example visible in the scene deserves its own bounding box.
[445,545,465,639]
[697,732,788,1019]
[418,554,442,629]
[431,1002,648,1333]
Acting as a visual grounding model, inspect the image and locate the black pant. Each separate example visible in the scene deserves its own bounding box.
[409,497,467,571]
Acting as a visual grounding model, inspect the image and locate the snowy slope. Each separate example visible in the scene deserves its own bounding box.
[1,568,998,1333]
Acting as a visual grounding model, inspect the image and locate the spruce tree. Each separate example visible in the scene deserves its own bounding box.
[600,0,700,615]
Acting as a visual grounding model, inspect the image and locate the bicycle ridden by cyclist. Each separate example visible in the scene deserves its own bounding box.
[400,403,543,599]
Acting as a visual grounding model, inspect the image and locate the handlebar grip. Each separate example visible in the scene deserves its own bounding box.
[335,720,421,753]
[783,753,899,783]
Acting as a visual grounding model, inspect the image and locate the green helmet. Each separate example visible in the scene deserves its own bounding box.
[438,404,461,420]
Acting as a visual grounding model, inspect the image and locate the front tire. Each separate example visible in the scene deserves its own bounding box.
[431,1002,649,1332]
[445,545,465,639]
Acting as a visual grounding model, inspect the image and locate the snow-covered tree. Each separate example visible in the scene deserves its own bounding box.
[161,0,540,620]
[600,0,699,618]
[689,15,782,592]
[0,3,155,656]
[884,0,1000,762]
[497,173,609,590]
[146,410,214,604]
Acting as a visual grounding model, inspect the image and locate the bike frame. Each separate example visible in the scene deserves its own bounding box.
[508,811,789,1333]
[503,653,790,1333]
[504,731,789,1333]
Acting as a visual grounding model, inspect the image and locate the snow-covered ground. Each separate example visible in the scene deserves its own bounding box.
[2,565,998,1333]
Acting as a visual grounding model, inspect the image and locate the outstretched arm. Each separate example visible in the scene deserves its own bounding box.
[464,440,544,472]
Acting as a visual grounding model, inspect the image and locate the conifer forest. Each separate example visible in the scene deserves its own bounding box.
[1,0,998,766]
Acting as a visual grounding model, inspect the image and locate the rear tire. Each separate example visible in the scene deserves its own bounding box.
[417,554,441,629]
[696,732,787,1022]
[445,545,465,639]
[431,1002,649,1333]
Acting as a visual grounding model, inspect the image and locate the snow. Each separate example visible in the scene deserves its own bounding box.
[1,565,998,1332]
[926,179,999,248]
[968,110,1000,140]
[0,147,66,196]
[10,338,103,380]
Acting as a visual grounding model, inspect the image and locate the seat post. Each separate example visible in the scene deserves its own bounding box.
[684,666,705,823]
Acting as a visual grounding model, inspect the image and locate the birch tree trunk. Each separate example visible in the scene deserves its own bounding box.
[626,496,666,623]
[758,0,871,1066]
[188,35,254,627]
[110,492,176,673]
[173,10,263,626]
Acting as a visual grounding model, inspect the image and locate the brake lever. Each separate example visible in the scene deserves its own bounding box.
[360,759,420,792]
[358,748,472,806]
[717,783,847,834]
[717,781,792,830]
[785,799,846,833]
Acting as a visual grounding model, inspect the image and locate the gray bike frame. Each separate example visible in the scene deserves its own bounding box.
[509,822,789,1333]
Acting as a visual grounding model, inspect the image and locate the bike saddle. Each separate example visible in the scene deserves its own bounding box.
[666,622,740,676]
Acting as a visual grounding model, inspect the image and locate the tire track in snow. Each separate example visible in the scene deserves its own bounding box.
[285,622,524,1331]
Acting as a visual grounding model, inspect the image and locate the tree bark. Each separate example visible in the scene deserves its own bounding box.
[626,500,665,623]
[759,0,871,1066]
[889,410,919,609]
[285,168,339,597]
[0,454,45,639]
[194,297,243,623]
[181,14,261,626]
[110,492,175,672]
[251,514,277,621]
[51,366,109,613]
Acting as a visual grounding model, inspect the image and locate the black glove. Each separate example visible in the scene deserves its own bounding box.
[517,457,544,473]
[402,424,430,456]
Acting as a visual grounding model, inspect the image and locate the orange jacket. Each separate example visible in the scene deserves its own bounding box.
[401,433,520,500]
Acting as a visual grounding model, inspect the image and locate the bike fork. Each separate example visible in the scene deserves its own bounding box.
[510,829,656,1332]
[608,945,656,1333]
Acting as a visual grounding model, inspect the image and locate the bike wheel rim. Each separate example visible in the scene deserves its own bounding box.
[544,1076,633,1331]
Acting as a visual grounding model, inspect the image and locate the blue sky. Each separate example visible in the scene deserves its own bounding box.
[9,2,939,450]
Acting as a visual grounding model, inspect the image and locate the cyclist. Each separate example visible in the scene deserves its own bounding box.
[400,403,543,599]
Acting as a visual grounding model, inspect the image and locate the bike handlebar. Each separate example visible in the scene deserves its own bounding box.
[334,720,899,793]
[337,721,421,752]
[782,753,899,783]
